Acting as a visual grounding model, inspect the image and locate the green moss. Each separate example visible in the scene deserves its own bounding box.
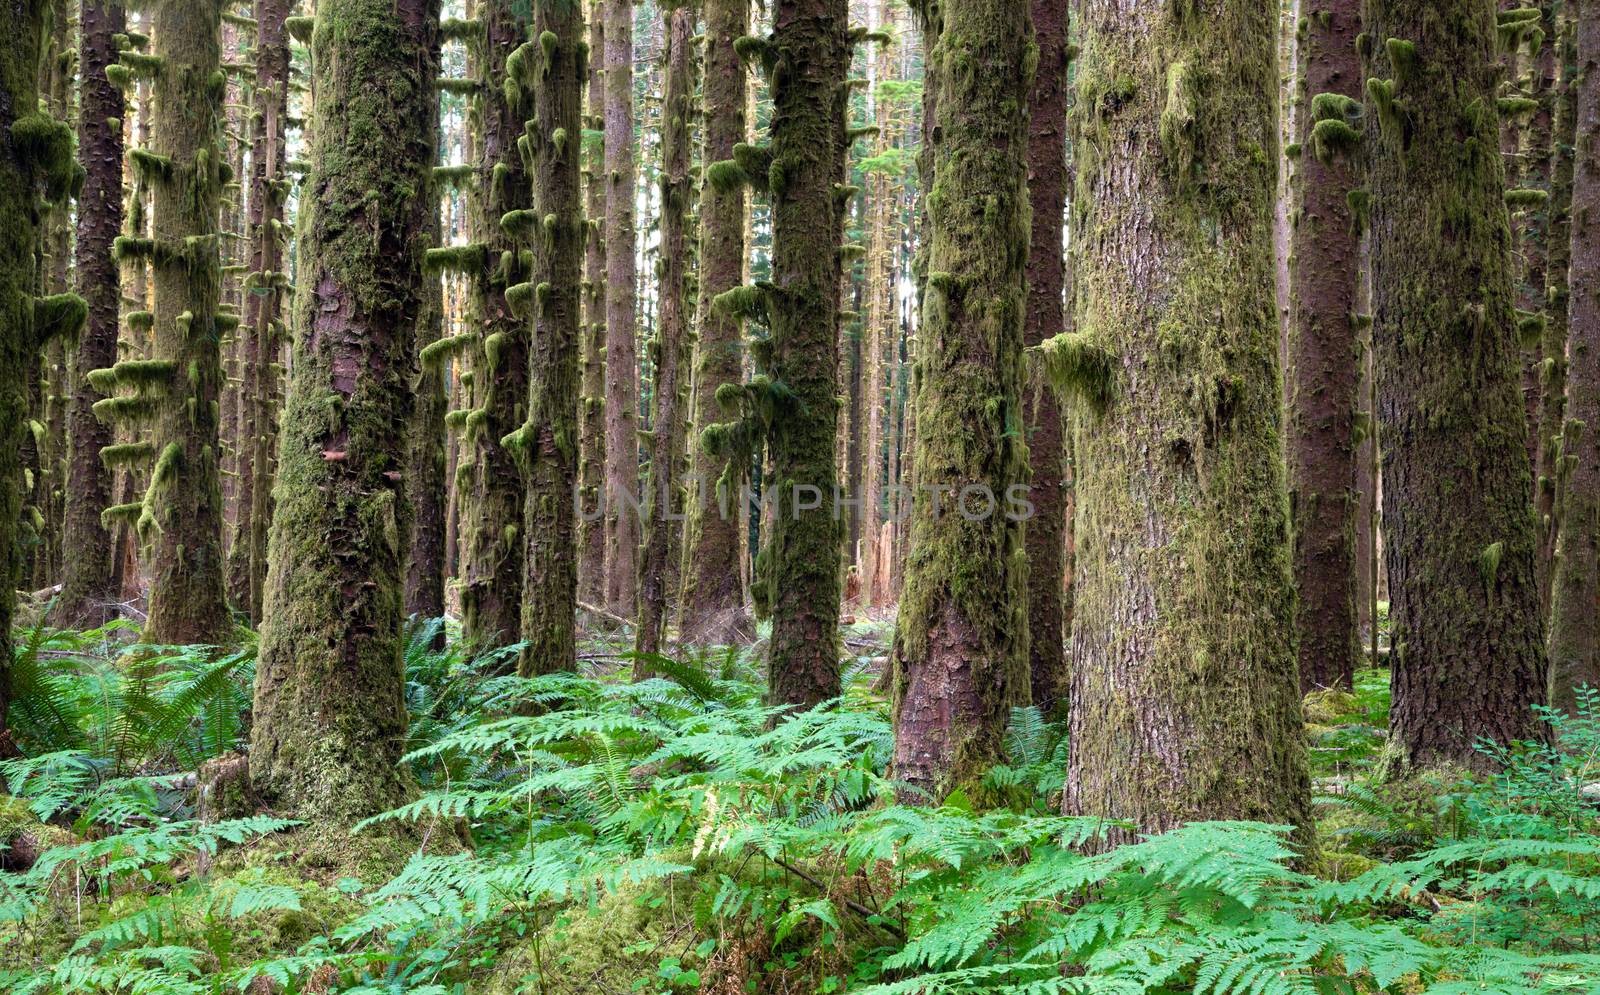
[1504,187,1550,209]
[1033,331,1114,414]
[98,441,157,468]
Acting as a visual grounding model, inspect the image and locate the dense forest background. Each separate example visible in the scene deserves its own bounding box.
[4,0,1600,991]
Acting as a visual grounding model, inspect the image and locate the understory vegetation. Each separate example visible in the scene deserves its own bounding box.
[2,616,1599,994]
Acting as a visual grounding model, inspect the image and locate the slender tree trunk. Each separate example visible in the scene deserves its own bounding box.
[890,0,1031,798]
[450,0,535,654]
[1542,3,1578,617]
[1287,0,1363,692]
[3,0,83,776]
[577,2,607,607]
[406,193,448,626]
[603,0,640,615]
[763,0,850,710]
[1063,0,1312,840]
[53,0,126,629]
[1549,0,1600,712]
[680,0,750,645]
[249,0,440,822]
[125,0,233,646]
[516,0,584,677]
[1022,0,1070,718]
[1365,0,1548,765]
[636,6,693,662]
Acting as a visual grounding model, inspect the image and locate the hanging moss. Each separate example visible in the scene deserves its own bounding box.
[99,441,156,468]
[1033,330,1115,414]
[1505,187,1551,208]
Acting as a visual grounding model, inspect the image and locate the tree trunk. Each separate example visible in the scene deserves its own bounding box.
[515,0,584,677]
[764,0,851,710]
[53,0,126,630]
[1549,0,1600,713]
[451,0,536,654]
[679,0,750,646]
[577,2,607,608]
[406,202,448,626]
[133,0,233,646]
[602,0,640,616]
[890,0,1031,798]
[3,0,83,777]
[636,6,694,663]
[1287,0,1363,692]
[1541,3,1577,622]
[249,0,440,822]
[1364,0,1548,765]
[1063,0,1312,840]
[1022,0,1070,718]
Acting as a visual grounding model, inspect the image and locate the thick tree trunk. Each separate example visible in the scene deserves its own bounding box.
[1063,0,1312,840]
[636,6,694,662]
[765,0,850,710]
[250,0,440,822]
[516,0,584,677]
[53,0,126,630]
[136,0,233,646]
[577,3,607,608]
[1022,0,1070,718]
[1287,0,1362,692]
[890,0,1032,798]
[679,0,750,646]
[602,0,640,616]
[1365,0,1548,765]
[1549,0,1600,712]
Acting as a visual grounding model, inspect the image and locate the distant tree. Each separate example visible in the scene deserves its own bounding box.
[1287,0,1363,692]
[602,0,640,616]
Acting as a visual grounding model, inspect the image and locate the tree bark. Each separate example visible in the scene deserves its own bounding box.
[1287,0,1363,692]
[1022,0,1070,718]
[1063,0,1312,840]
[1549,0,1600,713]
[53,0,126,630]
[1364,0,1548,765]
[890,0,1032,798]
[516,0,584,677]
[602,0,640,616]
[406,190,448,626]
[250,0,440,822]
[764,0,851,710]
[679,0,751,646]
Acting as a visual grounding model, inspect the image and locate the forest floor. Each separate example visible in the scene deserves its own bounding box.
[1,607,1598,994]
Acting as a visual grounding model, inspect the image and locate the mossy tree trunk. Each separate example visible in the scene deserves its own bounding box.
[1364,0,1548,764]
[442,0,535,655]
[1022,0,1071,718]
[679,0,750,646]
[2,0,84,775]
[1542,5,1577,590]
[1062,0,1312,839]
[226,0,291,625]
[114,0,234,646]
[1287,0,1363,692]
[889,0,1032,799]
[636,4,694,662]
[249,0,440,823]
[577,2,607,607]
[513,0,584,677]
[1549,0,1600,712]
[405,34,449,629]
[602,0,640,616]
[53,0,126,629]
[761,0,851,710]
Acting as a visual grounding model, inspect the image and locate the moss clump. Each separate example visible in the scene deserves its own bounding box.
[1033,331,1115,414]
[1504,187,1550,209]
